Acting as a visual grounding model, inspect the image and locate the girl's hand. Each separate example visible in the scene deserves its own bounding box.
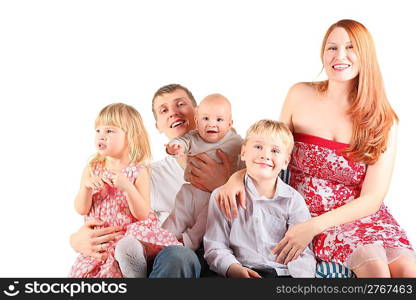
[106,170,133,192]
[272,220,317,265]
[187,149,231,192]
[226,264,261,278]
[70,218,124,260]
[165,143,184,156]
[84,175,106,192]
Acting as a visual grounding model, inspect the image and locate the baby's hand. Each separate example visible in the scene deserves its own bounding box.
[165,144,184,156]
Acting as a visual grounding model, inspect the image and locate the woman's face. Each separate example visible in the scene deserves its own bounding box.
[153,89,196,140]
[323,27,359,83]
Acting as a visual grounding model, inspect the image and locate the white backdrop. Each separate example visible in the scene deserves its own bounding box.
[0,0,415,277]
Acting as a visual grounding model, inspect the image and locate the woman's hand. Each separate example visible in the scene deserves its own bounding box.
[187,149,231,192]
[70,218,124,260]
[272,220,317,265]
[226,263,261,278]
[215,169,246,219]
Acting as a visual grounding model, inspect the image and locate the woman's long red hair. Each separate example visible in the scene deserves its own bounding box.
[318,19,398,164]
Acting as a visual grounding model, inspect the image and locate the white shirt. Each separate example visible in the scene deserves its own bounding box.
[162,184,211,250]
[150,156,185,224]
[203,174,316,277]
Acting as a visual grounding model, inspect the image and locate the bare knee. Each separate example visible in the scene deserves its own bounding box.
[352,260,391,278]
[389,257,416,278]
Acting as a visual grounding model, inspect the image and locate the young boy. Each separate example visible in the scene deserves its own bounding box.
[203,120,316,278]
[162,94,243,251]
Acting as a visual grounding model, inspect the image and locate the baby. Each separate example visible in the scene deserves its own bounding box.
[163,94,243,250]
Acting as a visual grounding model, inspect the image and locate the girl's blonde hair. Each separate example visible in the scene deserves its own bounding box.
[245,119,294,154]
[90,103,152,166]
[317,19,398,164]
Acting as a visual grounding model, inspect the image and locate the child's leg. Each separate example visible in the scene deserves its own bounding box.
[352,259,391,278]
[115,236,147,278]
[389,256,416,277]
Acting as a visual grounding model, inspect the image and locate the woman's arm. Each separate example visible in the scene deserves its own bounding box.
[313,123,397,230]
[279,83,301,132]
[274,124,398,264]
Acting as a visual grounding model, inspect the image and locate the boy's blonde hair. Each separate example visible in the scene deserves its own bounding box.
[245,119,294,154]
[90,103,152,166]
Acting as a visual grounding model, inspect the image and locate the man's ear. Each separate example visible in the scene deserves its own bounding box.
[240,144,246,161]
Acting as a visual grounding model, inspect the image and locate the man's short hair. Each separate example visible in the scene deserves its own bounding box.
[151,84,197,120]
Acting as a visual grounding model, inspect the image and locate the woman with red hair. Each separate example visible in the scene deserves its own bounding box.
[216,20,416,277]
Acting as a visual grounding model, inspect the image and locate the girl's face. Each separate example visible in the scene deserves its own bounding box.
[323,27,359,83]
[95,125,128,158]
[154,89,196,140]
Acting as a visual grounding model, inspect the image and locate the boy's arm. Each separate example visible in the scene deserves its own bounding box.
[203,189,240,277]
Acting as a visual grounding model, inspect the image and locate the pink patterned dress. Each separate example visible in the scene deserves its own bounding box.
[289,133,416,269]
[69,164,181,278]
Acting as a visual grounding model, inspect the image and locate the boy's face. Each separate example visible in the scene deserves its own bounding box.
[195,101,232,143]
[241,134,290,182]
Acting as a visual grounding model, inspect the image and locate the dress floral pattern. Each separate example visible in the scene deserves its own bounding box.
[289,133,414,267]
[69,164,181,278]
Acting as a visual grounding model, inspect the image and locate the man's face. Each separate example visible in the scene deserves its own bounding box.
[153,89,196,139]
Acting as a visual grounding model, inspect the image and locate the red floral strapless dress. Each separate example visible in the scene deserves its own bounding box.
[69,164,181,278]
[289,133,415,269]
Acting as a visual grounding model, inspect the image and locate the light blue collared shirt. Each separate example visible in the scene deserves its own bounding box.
[204,174,316,277]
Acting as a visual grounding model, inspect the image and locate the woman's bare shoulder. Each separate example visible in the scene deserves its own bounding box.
[285,82,320,106]
[289,81,319,95]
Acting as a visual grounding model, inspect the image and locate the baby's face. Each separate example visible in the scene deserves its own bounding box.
[196,102,232,143]
[241,134,290,182]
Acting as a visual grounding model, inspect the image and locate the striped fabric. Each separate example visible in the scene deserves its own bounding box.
[279,169,291,185]
[316,261,355,278]
[278,170,356,278]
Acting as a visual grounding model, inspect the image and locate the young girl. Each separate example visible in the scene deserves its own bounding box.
[69,103,181,278]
